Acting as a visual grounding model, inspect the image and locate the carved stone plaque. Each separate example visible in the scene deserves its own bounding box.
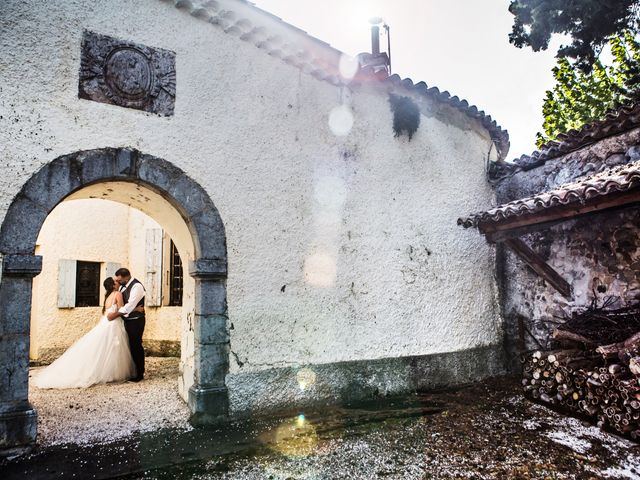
[79,31,176,116]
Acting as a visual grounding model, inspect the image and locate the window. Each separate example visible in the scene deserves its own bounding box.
[75,261,101,307]
[169,240,183,306]
[58,260,119,309]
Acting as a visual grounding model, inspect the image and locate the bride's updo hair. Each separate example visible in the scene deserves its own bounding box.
[102,277,116,313]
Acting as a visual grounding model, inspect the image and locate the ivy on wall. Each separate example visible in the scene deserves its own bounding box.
[389,94,420,140]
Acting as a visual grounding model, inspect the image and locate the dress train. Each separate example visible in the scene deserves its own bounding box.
[32,304,136,389]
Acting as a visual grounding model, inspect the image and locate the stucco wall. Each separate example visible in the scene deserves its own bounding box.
[30,199,129,361]
[126,208,181,346]
[1,0,503,406]
[30,199,181,363]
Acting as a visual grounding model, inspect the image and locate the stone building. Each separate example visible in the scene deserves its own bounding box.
[460,104,640,369]
[30,199,182,364]
[0,0,509,450]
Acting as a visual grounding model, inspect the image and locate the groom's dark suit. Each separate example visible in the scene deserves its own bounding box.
[120,278,145,381]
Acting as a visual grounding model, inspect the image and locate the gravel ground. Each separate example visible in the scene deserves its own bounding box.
[7,374,640,479]
[137,377,640,480]
[29,357,191,447]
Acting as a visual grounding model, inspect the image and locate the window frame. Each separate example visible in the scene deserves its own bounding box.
[168,240,183,307]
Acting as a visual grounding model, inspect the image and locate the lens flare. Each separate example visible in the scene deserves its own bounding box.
[296,368,317,391]
[328,105,354,136]
[304,252,336,287]
[313,209,342,228]
[314,175,347,209]
[270,415,318,457]
[338,54,359,81]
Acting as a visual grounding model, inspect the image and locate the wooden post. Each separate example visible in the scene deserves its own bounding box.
[504,238,572,299]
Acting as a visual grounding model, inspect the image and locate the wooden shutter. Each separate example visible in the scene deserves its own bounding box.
[145,229,163,306]
[58,259,76,308]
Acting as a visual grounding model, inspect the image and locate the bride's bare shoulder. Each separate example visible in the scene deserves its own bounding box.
[105,291,117,308]
[114,291,124,307]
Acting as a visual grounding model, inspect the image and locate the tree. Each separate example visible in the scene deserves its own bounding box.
[537,32,640,147]
[509,0,640,70]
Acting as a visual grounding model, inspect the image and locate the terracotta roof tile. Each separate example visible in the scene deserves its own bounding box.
[457,160,640,229]
[514,102,640,169]
[167,0,510,159]
[381,74,509,158]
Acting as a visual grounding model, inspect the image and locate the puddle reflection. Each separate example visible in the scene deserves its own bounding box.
[260,414,319,458]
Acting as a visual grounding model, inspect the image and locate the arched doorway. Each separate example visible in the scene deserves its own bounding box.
[0,148,229,451]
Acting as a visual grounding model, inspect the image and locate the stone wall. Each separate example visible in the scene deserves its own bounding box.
[498,131,640,368]
[498,127,640,200]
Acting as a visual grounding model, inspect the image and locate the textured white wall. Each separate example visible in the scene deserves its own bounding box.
[2,0,501,382]
[30,199,130,359]
[30,199,182,361]
[126,208,181,343]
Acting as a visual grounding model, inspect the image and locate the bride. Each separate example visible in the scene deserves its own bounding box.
[32,277,137,389]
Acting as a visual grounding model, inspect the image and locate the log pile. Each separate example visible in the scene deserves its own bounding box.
[522,304,640,439]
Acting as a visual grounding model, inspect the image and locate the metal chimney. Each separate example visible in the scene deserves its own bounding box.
[371,24,380,54]
[360,17,391,76]
[369,17,384,54]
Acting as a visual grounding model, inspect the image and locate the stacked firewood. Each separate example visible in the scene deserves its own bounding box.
[522,304,640,439]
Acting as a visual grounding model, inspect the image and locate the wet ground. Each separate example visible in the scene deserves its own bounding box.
[3,372,640,479]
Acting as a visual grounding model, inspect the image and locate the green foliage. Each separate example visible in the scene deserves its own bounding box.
[509,0,639,71]
[537,32,640,148]
[388,94,420,140]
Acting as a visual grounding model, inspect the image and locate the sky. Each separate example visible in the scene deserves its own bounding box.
[252,0,563,160]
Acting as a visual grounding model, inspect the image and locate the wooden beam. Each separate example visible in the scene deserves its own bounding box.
[486,201,640,243]
[479,189,640,238]
[486,218,568,243]
[504,238,572,299]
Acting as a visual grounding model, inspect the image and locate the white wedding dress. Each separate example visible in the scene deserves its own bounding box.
[32,303,136,389]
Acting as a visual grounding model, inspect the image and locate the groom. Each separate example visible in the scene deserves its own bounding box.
[108,267,146,382]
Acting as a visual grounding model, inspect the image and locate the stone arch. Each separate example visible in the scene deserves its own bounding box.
[0,148,229,451]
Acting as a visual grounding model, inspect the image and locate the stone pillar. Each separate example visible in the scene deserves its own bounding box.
[187,258,229,425]
[0,254,42,454]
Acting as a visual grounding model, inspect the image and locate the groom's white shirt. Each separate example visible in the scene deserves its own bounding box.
[119,278,145,317]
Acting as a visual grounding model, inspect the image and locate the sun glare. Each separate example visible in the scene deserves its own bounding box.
[347,1,373,28]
